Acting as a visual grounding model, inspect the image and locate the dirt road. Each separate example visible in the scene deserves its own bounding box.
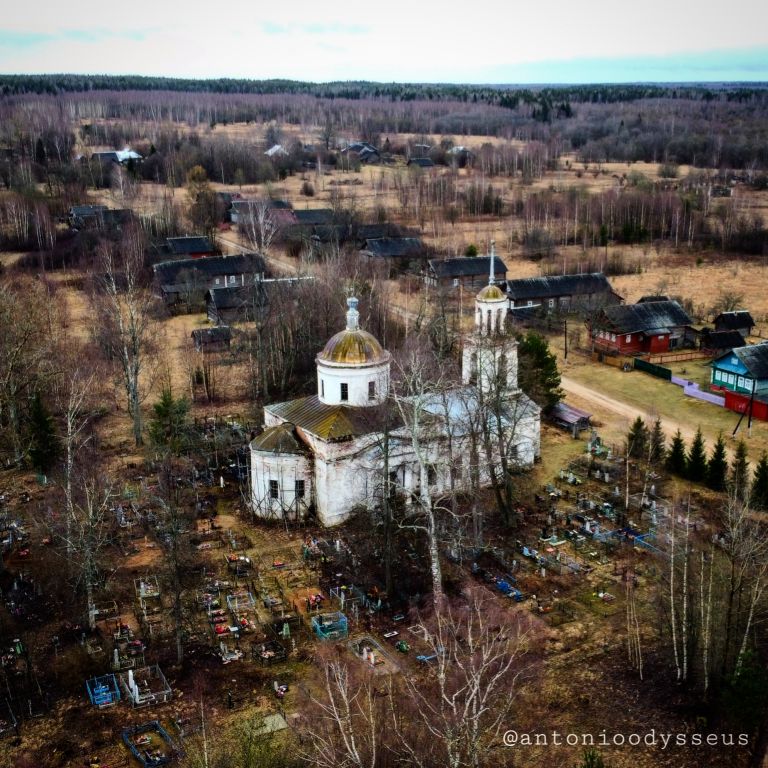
[561,375,709,449]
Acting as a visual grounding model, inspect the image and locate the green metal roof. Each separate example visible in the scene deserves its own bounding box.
[266,396,398,442]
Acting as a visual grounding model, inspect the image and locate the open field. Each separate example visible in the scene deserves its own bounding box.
[560,351,768,457]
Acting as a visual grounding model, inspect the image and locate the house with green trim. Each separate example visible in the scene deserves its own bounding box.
[710,343,768,396]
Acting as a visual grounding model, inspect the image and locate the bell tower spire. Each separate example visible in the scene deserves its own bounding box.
[489,240,496,285]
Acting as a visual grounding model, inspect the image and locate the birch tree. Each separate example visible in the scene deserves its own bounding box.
[93,227,158,446]
[392,588,533,768]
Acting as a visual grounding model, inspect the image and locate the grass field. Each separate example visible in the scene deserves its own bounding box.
[563,351,768,458]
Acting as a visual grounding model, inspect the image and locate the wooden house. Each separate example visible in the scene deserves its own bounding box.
[710,343,768,397]
[506,273,621,312]
[154,253,265,311]
[360,237,425,276]
[424,256,508,290]
[206,285,265,325]
[590,300,694,354]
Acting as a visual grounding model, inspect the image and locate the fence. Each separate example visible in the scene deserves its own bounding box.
[647,351,710,364]
[634,358,672,380]
[671,376,725,407]
[591,351,634,370]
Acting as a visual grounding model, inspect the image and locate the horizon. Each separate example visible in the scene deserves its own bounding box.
[1,0,767,84]
[3,73,768,88]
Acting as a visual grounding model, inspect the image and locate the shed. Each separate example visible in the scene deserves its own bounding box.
[192,326,232,352]
[549,402,592,438]
[714,310,755,337]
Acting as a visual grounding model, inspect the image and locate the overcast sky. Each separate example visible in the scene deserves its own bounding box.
[1,0,767,83]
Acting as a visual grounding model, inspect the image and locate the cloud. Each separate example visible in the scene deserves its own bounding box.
[0,27,148,49]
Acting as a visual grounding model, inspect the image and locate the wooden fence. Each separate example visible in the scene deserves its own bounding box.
[646,351,711,364]
[591,351,634,370]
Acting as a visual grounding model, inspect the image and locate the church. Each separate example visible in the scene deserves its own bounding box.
[249,246,541,526]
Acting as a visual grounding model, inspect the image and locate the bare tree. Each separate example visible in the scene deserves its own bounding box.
[52,471,116,629]
[391,342,453,610]
[391,589,533,768]
[240,200,278,255]
[93,227,158,446]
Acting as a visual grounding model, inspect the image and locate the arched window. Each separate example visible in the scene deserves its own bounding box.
[486,310,492,334]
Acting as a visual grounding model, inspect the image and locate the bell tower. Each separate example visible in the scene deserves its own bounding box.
[462,241,518,393]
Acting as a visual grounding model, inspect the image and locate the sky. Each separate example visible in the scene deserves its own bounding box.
[1,0,767,84]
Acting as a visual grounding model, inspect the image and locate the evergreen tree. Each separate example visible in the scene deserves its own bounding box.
[751,452,768,510]
[626,416,649,459]
[517,332,563,413]
[686,428,708,483]
[648,418,666,466]
[707,433,729,492]
[730,440,750,501]
[666,429,687,477]
[149,389,190,455]
[28,391,60,472]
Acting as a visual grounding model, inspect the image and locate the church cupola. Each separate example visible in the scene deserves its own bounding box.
[316,297,391,406]
[474,241,508,336]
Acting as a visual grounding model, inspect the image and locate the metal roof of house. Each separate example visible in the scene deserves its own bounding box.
[362,237,423,258]
[167,236,214,255]
[506,273,614,301]
[716,343,768,379]
[714,310,755,330]
[598,300,692,334]
[637,294,670,303]
[205,284,266,310]
[154,253,263,284]
[266,395,398,442]
[293,209,335,226]
[70,204,108,216]
[428,256,508,279]
[265,144,289,157]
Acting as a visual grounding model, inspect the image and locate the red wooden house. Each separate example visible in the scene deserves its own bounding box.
[589,300,694,355]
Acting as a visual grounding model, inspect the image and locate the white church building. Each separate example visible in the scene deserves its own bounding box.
[249,248,541,526]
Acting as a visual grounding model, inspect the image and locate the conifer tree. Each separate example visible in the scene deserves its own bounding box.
[627,416,649,460]
[751,452,768,510]
[28,391,60,472]
[730,440,750,501]
[666,429,687,477]
[687,428,707,483]
[649,418,666,466]
[707,433,729,492]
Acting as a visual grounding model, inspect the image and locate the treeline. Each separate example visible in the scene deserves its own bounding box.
[627,416,768,507]
[3,86,768,170]
[4,74,766,105]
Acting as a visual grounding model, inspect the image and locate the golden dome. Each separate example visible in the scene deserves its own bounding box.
[477,284,506,301]
[318,329,389,365]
